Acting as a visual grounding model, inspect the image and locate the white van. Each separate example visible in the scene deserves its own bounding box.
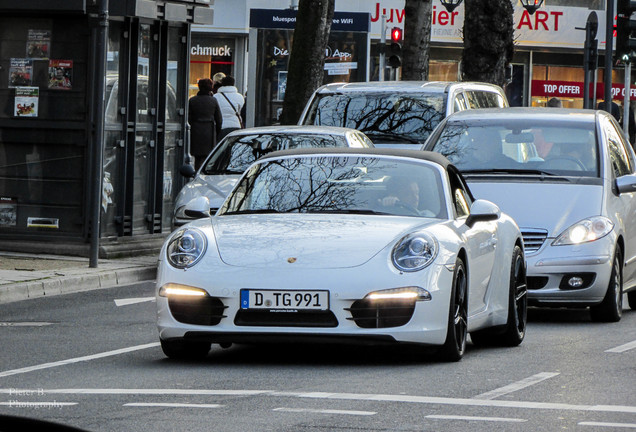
[298,81,508,150]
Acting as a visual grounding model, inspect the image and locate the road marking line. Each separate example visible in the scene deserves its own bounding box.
[124,402,223,409]
[0,389,269,396]
[0,342,160,378]
[472,372,560,400]
[289,391,636,414]
[579,421,636,428]
[426,414,527,423]
[274,407,376,416]
[605,340,636,353]
[2,389,635,415]
[114,297,155,307]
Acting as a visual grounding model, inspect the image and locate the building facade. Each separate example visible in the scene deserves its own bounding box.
[191,0,628,122]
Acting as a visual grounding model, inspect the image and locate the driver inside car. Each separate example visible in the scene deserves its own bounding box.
[380,176,436,217]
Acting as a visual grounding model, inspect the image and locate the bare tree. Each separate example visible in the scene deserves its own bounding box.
[401,0,433,81]
[461,0,514,86]
[279,0,335,125]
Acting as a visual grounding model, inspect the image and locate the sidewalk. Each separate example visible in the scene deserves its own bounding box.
[0,252,158,304]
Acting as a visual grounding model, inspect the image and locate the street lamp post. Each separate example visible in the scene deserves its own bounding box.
[519,0,544,15]
[440,0,544,14]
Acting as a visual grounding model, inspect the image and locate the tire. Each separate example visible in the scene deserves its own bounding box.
[160,339,210,360]
[438,258,468,362]
[470,245,527,347]
[590,248,623,323]
[629,290,636,310]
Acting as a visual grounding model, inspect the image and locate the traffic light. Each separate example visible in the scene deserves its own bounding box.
[616,0,636,59]
[388,27,402,68]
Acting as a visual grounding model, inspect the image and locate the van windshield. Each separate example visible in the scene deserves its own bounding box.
[302,93,445,144]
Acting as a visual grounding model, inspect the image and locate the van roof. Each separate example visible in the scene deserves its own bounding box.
[313,80,505,95]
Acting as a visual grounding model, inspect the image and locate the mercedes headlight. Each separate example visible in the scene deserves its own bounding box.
[392,232,438,272]
[552,216,613,246]
[167,228,207,268]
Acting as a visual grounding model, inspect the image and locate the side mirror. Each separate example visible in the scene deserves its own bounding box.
[184,196,211,219]
[616,174,636,194]
[466,199,500,228]
[179,163,196,179]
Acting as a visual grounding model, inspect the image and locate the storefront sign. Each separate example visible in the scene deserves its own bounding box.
[359,1,604,49]
[532,80,636,101]
[190,44,232,57]
[249,9,370,32]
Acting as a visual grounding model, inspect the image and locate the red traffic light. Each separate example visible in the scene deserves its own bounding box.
[391,27,403,43]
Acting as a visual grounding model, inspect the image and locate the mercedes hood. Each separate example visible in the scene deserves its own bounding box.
[467,181,604,237]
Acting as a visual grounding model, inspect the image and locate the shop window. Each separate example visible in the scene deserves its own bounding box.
[253,28,367,127]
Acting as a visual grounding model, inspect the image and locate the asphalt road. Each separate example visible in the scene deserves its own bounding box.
[0,282,634,432]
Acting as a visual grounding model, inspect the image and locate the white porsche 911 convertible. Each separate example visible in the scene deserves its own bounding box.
[156,148,527,361]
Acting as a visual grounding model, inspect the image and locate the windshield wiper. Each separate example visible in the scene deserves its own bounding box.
[364,132,421,144]
[307,209,392,215]
[462,168,558,176]
[204,169,245,175]
[222,208,282,215]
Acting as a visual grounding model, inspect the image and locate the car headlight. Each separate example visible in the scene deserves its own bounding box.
[552,216,614,246]
[392,232,438,272]
[166,228,207,268]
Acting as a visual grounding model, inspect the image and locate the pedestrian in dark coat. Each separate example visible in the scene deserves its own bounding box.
[188,78,223,170]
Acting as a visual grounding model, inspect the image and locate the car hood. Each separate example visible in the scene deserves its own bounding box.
[467,181,603,236]
[176,174,239,210]
[211,214,434,268]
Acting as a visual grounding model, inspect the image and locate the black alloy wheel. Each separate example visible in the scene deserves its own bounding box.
[470,244,527,347]
[439,258,468,362]
[501,245,527,345]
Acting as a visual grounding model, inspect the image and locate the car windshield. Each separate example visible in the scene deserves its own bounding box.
[218,155,448,218]
[303,93,445,144]
[427,119,600,178]
[202,133,349,175]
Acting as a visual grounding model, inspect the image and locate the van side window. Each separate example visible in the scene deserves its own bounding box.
[453,94,468,112]
[465,91,503,109]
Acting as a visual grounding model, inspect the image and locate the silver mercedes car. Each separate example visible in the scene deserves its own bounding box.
[173,125,374,228]
[424,107,636,322]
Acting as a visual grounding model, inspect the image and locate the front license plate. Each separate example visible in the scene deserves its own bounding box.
[240,289,329,311]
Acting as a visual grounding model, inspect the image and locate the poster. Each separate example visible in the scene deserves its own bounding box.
[8,58,33,88]
[48,60,73,90]
[277,71,287,101]
[0,197,17,227]
[26,29,51,59]
[14,87,39,117]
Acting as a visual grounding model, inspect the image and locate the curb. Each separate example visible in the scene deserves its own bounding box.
[0,266,157,304]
